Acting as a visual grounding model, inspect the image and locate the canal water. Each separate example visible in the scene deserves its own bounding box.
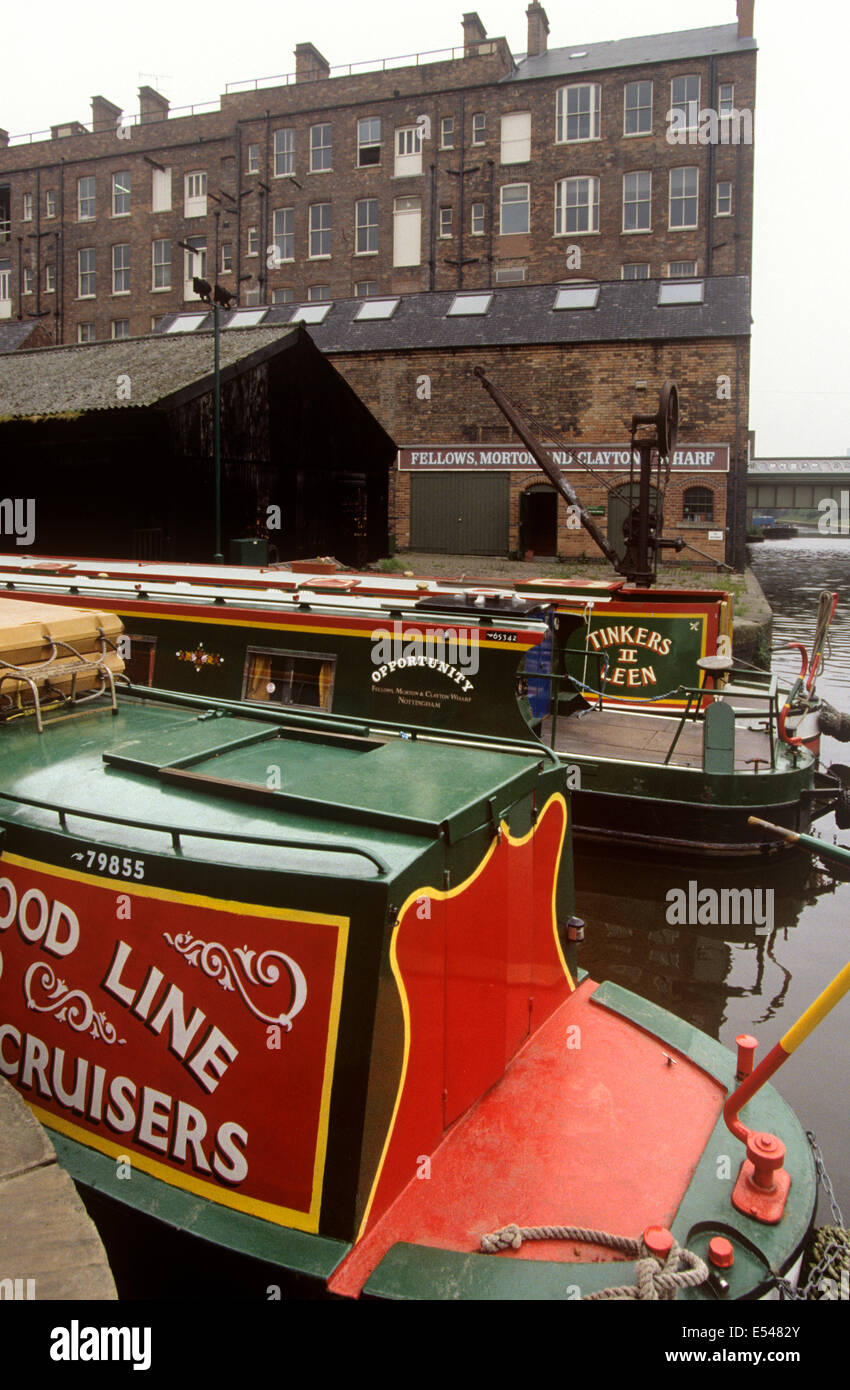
[575,537,850,1224]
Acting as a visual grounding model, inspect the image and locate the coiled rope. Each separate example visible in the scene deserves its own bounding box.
[479,1223,709,1300]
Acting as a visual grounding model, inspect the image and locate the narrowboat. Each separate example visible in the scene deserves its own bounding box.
[0,597,825,1299]
[0,554,841,856]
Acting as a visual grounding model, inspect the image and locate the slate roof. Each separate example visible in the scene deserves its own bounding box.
[0,321,50,353]
[509,24,756,82]
[165,277,751,354]
[0,325,298,420]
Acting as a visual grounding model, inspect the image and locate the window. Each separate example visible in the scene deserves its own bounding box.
[309,203,331,258]
[556,84,601,143]
[243,284,261,306]
[111,319,130,339]
[247,143,260,174]
[23,266,33,294]
[165,313,207,332]
[112,243,130,294]
[122,635,157,685]
[274,129,295,177]
[357,117,381,167]
[622,263,649,279]
[716,181,733,216]
[272,207,294,262]
[151,166,171,212]
[0,259,10,316]
[395,127,422,177]
[356,297,399,320]
[683,487,714,522]
[393,195,421,266]
[622,171,651,232]
[152,239,171,290]
[273,288,294,304]
[719,84,735,117]
[658,279,704,304]
[554,177,599,234]
[310,124,332,172]
[112,171,130,216]
[184,171,207,218]
[77,323,96,343]
[23,193,33,221]
[501,112,531,163]
[667,260,698,277]
[308,284,330,302]
[500,184,530,234]
[440,117,455,149]
[471,202,485,236]
[225,307,267,328]
[290,302,332,323]
[77,248,96,297]
[670,76,700,132]
[472,113,486,145]
[439,207,452,238]
[554,284,600,310]
[447,293,492,316]
[355,281,378,297]
[45,263,56,293]
[77,177,96,220]
[221,243,233,273]
[151,316,166,331]
[182,237,206,299]
[45,190,56,219]
[624,81,652,136]
[355,198,378,254]
[247,226,259,256]
[243,648,336,711]
[494,265,526,284]
[669,168,698,228]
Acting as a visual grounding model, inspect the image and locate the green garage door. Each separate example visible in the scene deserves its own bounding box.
[409,473,510,555]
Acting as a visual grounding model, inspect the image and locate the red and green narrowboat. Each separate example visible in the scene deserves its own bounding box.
[0,597,827,1299]
[0,554,840,855]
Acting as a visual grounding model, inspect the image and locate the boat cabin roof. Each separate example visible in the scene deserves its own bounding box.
[0,692,548,883]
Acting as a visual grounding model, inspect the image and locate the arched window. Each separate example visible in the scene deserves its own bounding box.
[683,486,714,522]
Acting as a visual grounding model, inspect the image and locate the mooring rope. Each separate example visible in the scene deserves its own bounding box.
[479,1223,709,1300]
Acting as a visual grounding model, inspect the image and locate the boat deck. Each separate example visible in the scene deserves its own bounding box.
[542,706,775,771]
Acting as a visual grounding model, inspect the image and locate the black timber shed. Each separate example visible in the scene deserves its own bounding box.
[0,323,394,565]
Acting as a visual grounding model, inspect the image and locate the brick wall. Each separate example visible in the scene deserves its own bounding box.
[0,36,754,342]
[329,336,749,563]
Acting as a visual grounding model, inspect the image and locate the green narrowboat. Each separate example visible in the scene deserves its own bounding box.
[0,556,840,855]
[0,598,826,1299]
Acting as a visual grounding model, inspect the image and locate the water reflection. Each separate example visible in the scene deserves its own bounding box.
[574,538,850,1217]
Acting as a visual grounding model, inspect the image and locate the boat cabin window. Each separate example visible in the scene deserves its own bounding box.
[123,634,157,686]
[242,647,336,710]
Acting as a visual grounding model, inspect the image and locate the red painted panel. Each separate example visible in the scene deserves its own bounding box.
[0,857,346,1229]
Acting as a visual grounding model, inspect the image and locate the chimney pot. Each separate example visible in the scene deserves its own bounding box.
[138,86,170,125]
[737,0,754,38]
[295,42,331,83]
[526,2,550,58]
[462,12,488,56]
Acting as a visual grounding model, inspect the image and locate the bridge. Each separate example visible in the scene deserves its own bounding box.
[747,458,850,533]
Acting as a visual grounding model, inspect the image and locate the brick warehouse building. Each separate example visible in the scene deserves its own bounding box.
[0,2,756,566]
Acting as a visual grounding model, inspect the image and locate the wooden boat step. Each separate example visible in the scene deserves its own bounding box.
[543,708,774,771]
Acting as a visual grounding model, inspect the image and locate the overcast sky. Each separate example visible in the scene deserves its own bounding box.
[4,0,848,456]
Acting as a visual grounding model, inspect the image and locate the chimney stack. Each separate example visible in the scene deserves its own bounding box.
[462,12,488,56]
[737,0,754,38]
[91,95,122,133]
[526,2,550,57]
[138,87,169,125]
[295,43,331,83]
[0,130,8,149]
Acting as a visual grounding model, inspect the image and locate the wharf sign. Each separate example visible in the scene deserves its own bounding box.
[399,446,730,473]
